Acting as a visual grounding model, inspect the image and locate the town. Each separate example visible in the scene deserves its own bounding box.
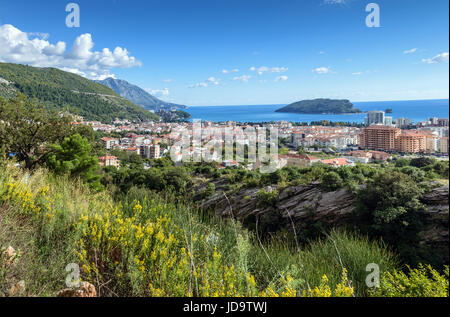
[75,110,449,170]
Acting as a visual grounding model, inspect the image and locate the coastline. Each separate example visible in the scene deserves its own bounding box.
[186,99,449,124]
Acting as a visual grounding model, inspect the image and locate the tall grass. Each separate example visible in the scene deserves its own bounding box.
[248,230,398,297]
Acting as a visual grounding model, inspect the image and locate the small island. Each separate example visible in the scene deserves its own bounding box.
[275,99,362,114]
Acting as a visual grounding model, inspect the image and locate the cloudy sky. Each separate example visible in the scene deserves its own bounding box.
[0,0,448,105]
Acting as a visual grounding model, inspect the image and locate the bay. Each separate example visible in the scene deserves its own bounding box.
[186,99,449,124]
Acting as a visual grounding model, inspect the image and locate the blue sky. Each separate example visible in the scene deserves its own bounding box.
[0,0,448,106]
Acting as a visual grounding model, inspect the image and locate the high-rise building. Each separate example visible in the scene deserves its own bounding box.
[428,117,439,125]
[360,125,401,151]
[395,131,426,153]
[384,116,393,126]
[396,118,412,128]
[364,111,386,126]
[438,119,449,127]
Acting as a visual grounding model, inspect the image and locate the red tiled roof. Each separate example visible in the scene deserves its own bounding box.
[321,158,350,166]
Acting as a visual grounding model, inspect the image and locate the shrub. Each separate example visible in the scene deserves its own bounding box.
[356,171,429,266]
[370,264,449,297]
[410,157,436,168]
[204,183,215,197]
[321,171,343,191]
[257,189,279,207]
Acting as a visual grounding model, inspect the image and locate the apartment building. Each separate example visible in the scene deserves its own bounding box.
[396,118,412,128]
[98,155,120,168]
[359,125,401,151]
[395,131,426,153]
[365,111,385,126]
[141,145,161,159]
[439,137,449,154]
[100,137,119,150]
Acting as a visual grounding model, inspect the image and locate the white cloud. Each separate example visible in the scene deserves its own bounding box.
[324,0,346,4]
[146,88,170,97]
[0,24,141,80]
[318,51,325,55]
[28,32,49,40]
[188,82,208,88]
[250,66,288,75]
[222,69,239,74]
[163,78,174,83]
[422,52,449,64]
[274,75,288,82]
[312,67,331,74]
[233,75,251,83]
[188,76,221,88]
[207,77,220,85]
[352,72,363,75]
[403,48,418,54]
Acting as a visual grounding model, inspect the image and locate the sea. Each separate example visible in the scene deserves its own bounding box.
[186,99,449,124]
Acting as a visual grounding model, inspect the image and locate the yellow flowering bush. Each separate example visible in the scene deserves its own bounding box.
[260,269,354,297]
[74,198,260,297]
[370,264,449,297]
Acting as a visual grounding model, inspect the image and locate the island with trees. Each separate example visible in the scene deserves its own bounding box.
[275,99,363,114]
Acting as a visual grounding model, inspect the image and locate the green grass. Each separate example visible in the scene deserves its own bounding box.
[248,230,398,297]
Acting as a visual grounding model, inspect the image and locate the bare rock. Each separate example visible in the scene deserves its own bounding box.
[2,246,17,266]
[9,280,25,297]
[57,282,97,298]
[421,185,449,206]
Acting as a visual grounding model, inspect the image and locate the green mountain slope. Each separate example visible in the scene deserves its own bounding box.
[276,99,362,114]
[0,63,159,123]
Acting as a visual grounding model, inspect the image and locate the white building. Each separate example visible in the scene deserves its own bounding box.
[365,111,385,126]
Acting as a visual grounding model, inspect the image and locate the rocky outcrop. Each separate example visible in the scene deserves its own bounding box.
[200,181,449,261]
[421,185,449,206]
[201,181,360,227]
[419,185,449,260]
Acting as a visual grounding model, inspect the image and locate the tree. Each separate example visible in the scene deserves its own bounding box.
[321,171,343,191]
[46,134,102,190]
[356,171,427,266]
[399,166,426,183]
[395,158,410,168]
[410,157,436,168]
[0,94,72,169]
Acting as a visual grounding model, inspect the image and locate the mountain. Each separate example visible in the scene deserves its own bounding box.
[0,63,159,123]
[276,99,362,114]
[95,78,186,111]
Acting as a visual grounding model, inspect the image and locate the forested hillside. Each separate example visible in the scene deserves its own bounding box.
[0,63,159,123]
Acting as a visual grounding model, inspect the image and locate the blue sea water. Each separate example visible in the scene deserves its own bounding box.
[186,99,449,124]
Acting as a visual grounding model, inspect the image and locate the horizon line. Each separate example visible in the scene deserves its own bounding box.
[186,98,450,107]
